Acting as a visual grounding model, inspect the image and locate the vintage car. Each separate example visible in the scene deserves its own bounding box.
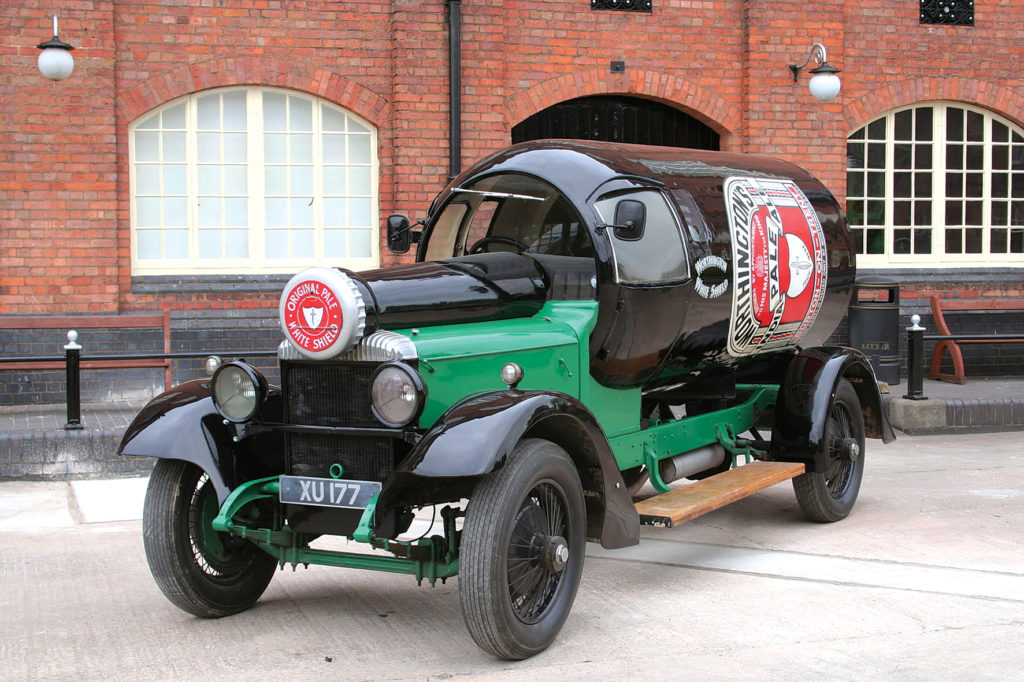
[121,140,894,659]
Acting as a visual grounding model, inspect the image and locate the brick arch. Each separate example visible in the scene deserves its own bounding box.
[117,57,390,127]
[844,77,1024,134]
[503,69,742,140]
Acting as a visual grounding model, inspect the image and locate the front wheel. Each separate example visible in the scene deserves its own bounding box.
[142,459,277,617]
[459,439,586,659]
[792,378,866,522]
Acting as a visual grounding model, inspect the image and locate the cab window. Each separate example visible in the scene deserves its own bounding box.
[424,174,593,260]
[595,190,689,284]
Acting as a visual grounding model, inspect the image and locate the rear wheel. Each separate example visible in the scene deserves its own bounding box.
[143,459,277,617]
[459,439,586,659]
[792,378,865,522]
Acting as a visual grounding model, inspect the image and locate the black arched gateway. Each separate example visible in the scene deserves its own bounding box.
[511,95,720,150]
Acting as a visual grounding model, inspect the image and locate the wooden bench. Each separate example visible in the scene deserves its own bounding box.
[1,312,172,391]
[928,295,1024,384]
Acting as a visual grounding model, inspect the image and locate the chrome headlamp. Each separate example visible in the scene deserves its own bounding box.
[370,362,426,427]
[211,361,267,423]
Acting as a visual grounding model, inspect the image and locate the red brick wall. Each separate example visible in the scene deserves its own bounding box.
[2,0,1022,316]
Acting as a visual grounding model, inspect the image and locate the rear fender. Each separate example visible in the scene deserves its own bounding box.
[771,346,896,472]
[118,379,284,504]
[383,390,640,549]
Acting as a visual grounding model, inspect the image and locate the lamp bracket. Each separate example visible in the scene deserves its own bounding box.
[789,43,828,82]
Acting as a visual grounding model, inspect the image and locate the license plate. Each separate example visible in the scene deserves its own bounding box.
[278,475,381,510]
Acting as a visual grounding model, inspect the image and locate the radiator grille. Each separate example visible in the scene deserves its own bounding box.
[281,360,394,480]
[283,361,378,428]
[286,434,394,480]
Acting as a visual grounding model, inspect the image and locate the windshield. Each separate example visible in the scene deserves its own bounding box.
[423,174,593,260]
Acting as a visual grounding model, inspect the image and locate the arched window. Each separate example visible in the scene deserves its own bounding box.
[846,104,1023,267]
[130,87,379,274]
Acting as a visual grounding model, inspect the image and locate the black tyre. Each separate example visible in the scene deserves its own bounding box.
[142,459,277,617]
[459,439,586,660]
[792,378,866,523]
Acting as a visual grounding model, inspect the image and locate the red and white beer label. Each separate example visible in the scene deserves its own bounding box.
[725,176,828,357]
[282,279,344,354]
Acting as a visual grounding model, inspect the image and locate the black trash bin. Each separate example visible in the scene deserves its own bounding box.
[848,276,900,384]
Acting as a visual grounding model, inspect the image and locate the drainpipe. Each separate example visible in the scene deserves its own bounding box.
[447,0,462,179]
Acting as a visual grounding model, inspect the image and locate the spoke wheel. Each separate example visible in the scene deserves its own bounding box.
[793,378,866,522]
[143,459,277,617]
[459,439,586,659]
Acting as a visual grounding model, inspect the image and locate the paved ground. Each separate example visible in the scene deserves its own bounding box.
[1,431,1022,681]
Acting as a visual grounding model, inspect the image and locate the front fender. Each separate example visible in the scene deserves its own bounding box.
[771,346,896,472]
[118,379,284,504]
[383,390,639,549]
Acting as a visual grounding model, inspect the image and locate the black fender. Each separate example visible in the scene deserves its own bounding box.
[382,389,640,549]
[771,346,896,472]
[118,379,284,504]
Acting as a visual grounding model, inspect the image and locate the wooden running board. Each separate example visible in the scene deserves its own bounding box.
[634,461,806,527]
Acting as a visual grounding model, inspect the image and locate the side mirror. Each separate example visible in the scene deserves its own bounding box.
[613,200,646,241]
[386,214,413,253]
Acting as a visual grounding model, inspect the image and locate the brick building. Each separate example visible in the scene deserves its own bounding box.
[1,0,1022,402]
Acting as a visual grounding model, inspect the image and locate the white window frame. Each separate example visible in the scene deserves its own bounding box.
[129,86,380,275]
[847,103,1024,269]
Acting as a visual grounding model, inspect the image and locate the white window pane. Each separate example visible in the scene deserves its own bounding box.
[137,113,159,130]
[197,94,220,130]
[165,230,189,258]
[136,198,160,227]
[265,167,286,195]
[322,134,344,162]
[323,166,346,194]
[164,197,187,226]
[197,133,220,162]
[198,229,222,259]
[137,230,161,258]
[289,97,312,132]
[264,92,287,132]
[324,229,346,257]
[324,198,345,227]
[163,103,186,129]
[322,107,346,132]
[347,117,369,133]
[198,165,221,194]
[225,198,247,227]
[135,131,158,162]
[349,135,371,164]
[222,91,246,131]
[349,198,371,226]
[163,132,186,162]
[291,166,313,195]
[291,197,313,226]
[136,166,159,194]
[224,165,246,194]
[224,133,246,162]
[198,197,221,227]
[292,229,314,258]
[290,134,312,163]
[265,134,287,163]
[266,198,288,227]
[163,165,187,195]
[265,229,288,257]
[224,229,248,258]
[348,167,371,195]
[350,229,372,257]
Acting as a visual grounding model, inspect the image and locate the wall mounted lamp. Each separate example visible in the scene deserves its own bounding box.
[789,43,841,102]
[37,15,75,80]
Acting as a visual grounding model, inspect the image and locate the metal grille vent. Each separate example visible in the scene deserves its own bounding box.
[283,361,378,428]
[920,0,974,25]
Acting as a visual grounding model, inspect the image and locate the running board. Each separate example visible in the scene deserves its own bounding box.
[634,461,806,527]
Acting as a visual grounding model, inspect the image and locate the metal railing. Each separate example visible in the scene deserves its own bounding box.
[0,330,276,430]
[903,315,1024,400]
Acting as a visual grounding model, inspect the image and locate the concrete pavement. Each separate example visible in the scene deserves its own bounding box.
[1,431,1022,680]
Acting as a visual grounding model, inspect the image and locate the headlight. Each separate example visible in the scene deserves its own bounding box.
[211,362,266,422]
[370,362,425,427]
